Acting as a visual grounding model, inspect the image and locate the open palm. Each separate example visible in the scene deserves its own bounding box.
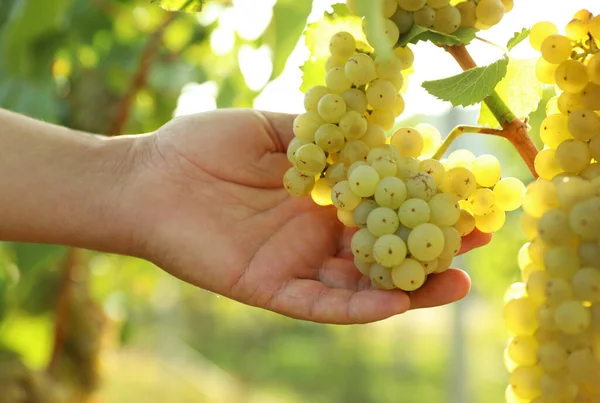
[128,109,490,324]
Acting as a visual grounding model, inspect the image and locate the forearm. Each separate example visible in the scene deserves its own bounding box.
[0,108,140,254]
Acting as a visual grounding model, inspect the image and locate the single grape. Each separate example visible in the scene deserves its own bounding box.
[366,79,397,110]
[535,303,558,331]
[287,137,312,165]
[578,241,600,267]
[566,17,589,41]
[507,335,539,366]
[341,88,368,114]
[345,53,377,86]
[580,82,600,111]
[396,156,421,180]
[572,267,600,302]
[407,223,445,261]
[318,93,347,124]
[520,212,539,240]
[439,226,461,259]
[340,140,369,166]
[351,228,377,263]
[349,165,380,197]
[540,114,573,149]
[326,65,353,94]
[534,148,563,181]
[394,46,414,70]
[367,207,400,237]
[504,297,538,336]
[522,179,559,218]
[315,123,345,153]
[339,111,368,141]
[525,270,550,304]
[447,149,476,170]
[468,188,496,215]
[555,175,594,209]
[293,112,325,141]
[475,207,506,233]
[529,21,559,51]
[433,5,461,34]
[283,167,315,197]
[294,143,327,176]
[555,60,589,94]
[370,156,397,178]
[535,57,558,85]
[475,0,504,27]
[456,1,476,27]
[325,55,346,71]
[537,342,568,373]
[390,7,414,34]
[391,258,426,291]
[406,172,437,201]
[397,0,427,12]
[554,301,591,334]
[311,178,333,206]
[353,256,371,276]
[419,159,445,185]
[325,162,347,188]
[587,52,600,85]
[441,167,477,199]
[545,278,574,307]
[353,199,379,228]
[428,193,460,227]
[329,31,356,59]
[567,348,598,383]
[391,127,424,158]
[427,0,449,8]
[338,209,357,227]
[540,35,572,64]
[360,123,387,148]
[373,234,408,267]
[568,108,600,141]
[421,259,438,275]
[374,176,408,209]
[304,85,332,112]
[398,198,431,228]
[331,180,363,211]
[375,54,402,81]
[456,208,475,236]
[370,263,396,290]
[471,154,501,187]
[570,196,600,240]
[413,5,436,28]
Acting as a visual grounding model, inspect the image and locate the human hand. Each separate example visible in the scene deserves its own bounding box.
[124,109,491,324]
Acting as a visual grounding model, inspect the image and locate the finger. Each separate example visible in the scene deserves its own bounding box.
[258,111,298,151]
[267,279,410,324]
[407,268,471,310]
[458,228,492,255]
[318,257,366,290]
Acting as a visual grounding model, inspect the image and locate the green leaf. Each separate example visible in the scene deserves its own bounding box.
[330,3,351,17]
[422,55,509,107]
[299,59,324,93]
[478,58,543,128]
[507,28,530,51]
[151,0,204,12]
[10,243,67,273]
[263,0,313,81]
[398,25,477,47]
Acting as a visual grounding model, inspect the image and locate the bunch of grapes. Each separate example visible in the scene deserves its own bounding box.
[504,10,600,402]
[285,27,526,292]
[346,0,513,37]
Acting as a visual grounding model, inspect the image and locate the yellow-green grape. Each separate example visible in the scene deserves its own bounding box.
[367,109,396,130]
[537,208,575,246]
[326,67,352,93]
[390,128,424,158]
[349,165,380,198]
[580,82,600,111]
[371,156,397,178]
[434,256,452,274]
[389,72,404,91]
[589,14,600,39]
[353,256,370,275]
[439,226,461,259]
[529,21,559,51]
[421,259,438,275]
[345,53,377,86]
[534,148,563,180]
[311,178,333,206]
[367,144,397,163]
[340,140,369,166]
[544,248,578,282]
[572,267,600,301]
[569,196,600,240]
[294,143,327,176]
[535,303,558,332]
[283,167,315,197]
[428,193,460,226]
[555,139,591,173]
[555,60,589,94]
[338,209,357,228]
[375,55,402,81]
[468,188,496,215]
[525,270,550,304]
[528,237,548,266]
[567,349,598,383]
[397,0,427,12]
[293,112,325,141]
[589,136,600,162]
[370,264,396,290]
[331,180,363,211]
[522,179,558,218]
[456,1,476,28]
[342,88,368,114]
[456,209,475,236]
[353,199,378,228]
[507,335,539,366]
[585,163,600,180]
[360,123,387,148]
[367,207,400,236]
[325,55,347,71]
[587,53,600,85]
[339,111,368,140]
[419,158,445,185]
[505,282,527,303]
[566,17,589,41]
[382,0,398,18]
[415,123,441,158]
[383,18,401,45]
[318,93,347,124]
[314,124,345,153]
[373,234,408,267]
[398,198,431,228]
[578,240,600,267]
[329,31,357,59]
[568,108,600,141]
[537,342,568,373]
[374,176,408,209]
[394,46,414,70]
[433,5,461,34]
[304,85,332,112]
[390,7,415,34]
[441,167,476,199]
[391,258,426,291]
[366,79,397,109]
[472,154,501,188]
[397,156,421,180]
[325,162,347,187]
[554,301,591,334]
[540,113,573,149]
[392,95,405,117]
[504,297,539,336]
[406,172,437,201]
[557,91,583,116]
[475,207,506,233]
[287,137,312,165]
[535,57,559,85]
[540,35,572,64]
[520,212,539,240]
[414,6,436,28]
[475,0,504,27]
[545,95,560,115]
[348,161,368,177]
[345,0,360,15]
[447,149,476,170]
[407,223,445,261]
[351,228,377,263]
[427,0,449,8]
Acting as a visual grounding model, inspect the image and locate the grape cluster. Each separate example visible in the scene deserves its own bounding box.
[346,0,513,37]
[504,10,600,403]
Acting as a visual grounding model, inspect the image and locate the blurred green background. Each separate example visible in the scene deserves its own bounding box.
[0,0,581,402]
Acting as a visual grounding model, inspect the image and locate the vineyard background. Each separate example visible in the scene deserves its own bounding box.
[0,0,591,402]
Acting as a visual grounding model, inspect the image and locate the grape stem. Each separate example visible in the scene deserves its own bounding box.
[474,36,507,53]
[431,125,505,160]
[442,45,539,178]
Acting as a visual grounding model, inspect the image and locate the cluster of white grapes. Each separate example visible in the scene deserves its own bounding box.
[504,10,600,403]
[346,0,514,38]
[284,28,526,292]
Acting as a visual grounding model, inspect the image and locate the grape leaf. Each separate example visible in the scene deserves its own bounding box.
[151,0,204,12]
[398,25,477,47]
[422,55,509,107]
[507,28,530,51]
[330,3,351,17]
[478,57,542,127]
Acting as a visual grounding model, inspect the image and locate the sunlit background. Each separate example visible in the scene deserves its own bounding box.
[0,0,593,402]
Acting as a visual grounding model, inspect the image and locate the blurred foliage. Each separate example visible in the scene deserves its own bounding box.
[0,1,544,402]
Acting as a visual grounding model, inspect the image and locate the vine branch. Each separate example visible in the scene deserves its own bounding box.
[432,125,505,160]
[108,12,180,136]
[443,45,539,178]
